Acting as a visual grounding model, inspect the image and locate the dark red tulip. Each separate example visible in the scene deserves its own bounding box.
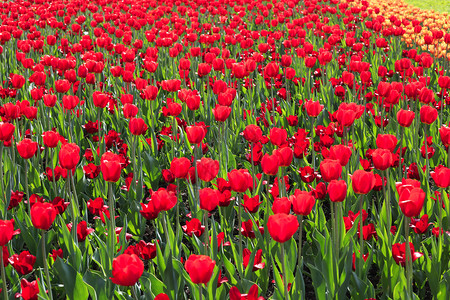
[267,213,299,243]
[59,143,80,170]
[185,254,216,284]
[290,190,315,216]
[410,214,432,234]
[140,198,161,220]
[110,254,144,286]
[327,180,347,202]
[100,152,122,182]
[75,221,95,242]
[351,170,376,195]
[17,139,38,159]
[320,159,342,182]
[243,248,265,271]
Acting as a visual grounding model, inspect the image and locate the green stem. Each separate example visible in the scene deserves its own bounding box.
[281,243,289,300]
[203,212,209,255]
[1,245,8,300]
[0,144,5,219]
[24,161,31,214]
[404,217,413,298]
[238,194,243,270]
[70,172,80,246]
[439,188,443,261]
[108,182,116,268]
[297,215,303,270]
[42,231,54,300]
[424,127,430,184]
[359,194,364,276]
[399,128,404,179]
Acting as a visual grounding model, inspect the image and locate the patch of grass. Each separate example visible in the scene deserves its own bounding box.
[404,0,450,13]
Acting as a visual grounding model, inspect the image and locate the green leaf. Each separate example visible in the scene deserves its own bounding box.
[54,258,89,300]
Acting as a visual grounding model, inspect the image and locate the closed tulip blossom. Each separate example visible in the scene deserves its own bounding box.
[267,213,299,243]
[185,254,216,284]
[110,254,144,286]
[352,170,376,195]
[59,143,80,170]
[290,190,315,216]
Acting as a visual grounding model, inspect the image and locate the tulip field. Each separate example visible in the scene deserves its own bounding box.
[2,0,450,299]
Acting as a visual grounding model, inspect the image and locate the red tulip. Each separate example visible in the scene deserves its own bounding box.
[420,105,438,125]
[100,152,122,182]
[329,145,352,166]
[261,153,280,175]
[92,91,109,108]
[228,169,252,193]
[372,148,394,171]
[152,187,177,211]
[0,122,15,141]
[110,254,144,286]
[59,143,80,170]
[242,195,262,213]
[42,131,60,148]
[327,180,347,202]
[140,199,161,220]
[213,105,231,122]
[170,157,191,178]
[264,62,279,78]
[351,170,376,195]
[182,218,205,237]
[17,278,40,300]
[17,139,38,159]
[243,124,263,143]
[197,157,219,182]
[123,103,139,119]
[439,126,450,146]
[305,100,324,117]
[129,118,148,135]
[267,213,299,243]
[398,187,425,217]
[273,147,293,167]
[199,188,220,212]
[320,159,342,182]
[185,254,216,284]
[430,165,450,188]
[272,197,292,214]
[290,190,315,216]
[186,125,206,145]
[30,202,57,230]
[0,219,20,246]
[9,251,36,275]
[392,242,423,267]
[376,134,398,152]
[269,127,288,147]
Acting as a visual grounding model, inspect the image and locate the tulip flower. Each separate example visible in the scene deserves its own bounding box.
[185,254,216,284]
[110,254,144,286]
